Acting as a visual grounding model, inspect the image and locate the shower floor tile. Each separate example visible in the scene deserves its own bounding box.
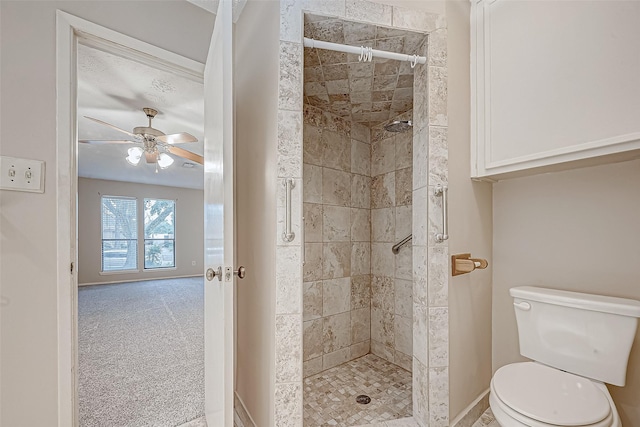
[304,354,412,426]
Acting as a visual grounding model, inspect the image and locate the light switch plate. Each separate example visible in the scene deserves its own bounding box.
[1,156,45,193]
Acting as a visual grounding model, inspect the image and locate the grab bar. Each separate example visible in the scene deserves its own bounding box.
[282,178,296,242]
[434,185,449,243]
[392,234,412,254]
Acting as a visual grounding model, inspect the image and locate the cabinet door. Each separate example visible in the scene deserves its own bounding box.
[471,0,640,180]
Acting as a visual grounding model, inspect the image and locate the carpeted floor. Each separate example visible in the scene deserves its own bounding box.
[78,277,205,427]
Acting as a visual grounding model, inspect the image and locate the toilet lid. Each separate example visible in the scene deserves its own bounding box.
[493,362,611,426]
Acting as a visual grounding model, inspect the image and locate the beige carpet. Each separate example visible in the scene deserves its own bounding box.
[78,277,204,427]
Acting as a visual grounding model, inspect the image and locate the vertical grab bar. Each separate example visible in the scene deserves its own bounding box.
[282,178,296,242]
[434,185,449,243]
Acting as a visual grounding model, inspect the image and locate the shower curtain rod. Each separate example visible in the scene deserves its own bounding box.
[303,37,427,66]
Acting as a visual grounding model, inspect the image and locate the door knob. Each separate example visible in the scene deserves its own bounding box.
[206,266,222,282]
[234,266,246,279]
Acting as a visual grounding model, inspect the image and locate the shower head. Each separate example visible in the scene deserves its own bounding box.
[384,120,413,133]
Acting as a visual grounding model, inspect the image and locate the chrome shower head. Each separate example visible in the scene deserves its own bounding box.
[384,120,413,133]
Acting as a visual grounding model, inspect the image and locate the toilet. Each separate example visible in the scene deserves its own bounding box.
[490,286,640,427]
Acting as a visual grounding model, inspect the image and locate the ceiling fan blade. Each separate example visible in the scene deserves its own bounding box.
[155,132,198,144]
[79,139,135,144]
[165,145,204,165]
[145,152,157,163]
[84,116,140,139]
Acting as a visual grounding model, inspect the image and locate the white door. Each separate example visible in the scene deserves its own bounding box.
[203,0,234,425]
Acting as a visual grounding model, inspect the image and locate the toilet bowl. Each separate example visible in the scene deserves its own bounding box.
[489,362,620,427]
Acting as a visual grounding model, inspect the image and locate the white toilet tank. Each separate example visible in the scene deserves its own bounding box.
[510,286,640,386]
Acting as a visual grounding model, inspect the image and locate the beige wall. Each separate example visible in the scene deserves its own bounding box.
[0,2,213,425]
[77,178,203,285]
[493,159,640,426]
[445,0,494,422]
[234,1,280,425]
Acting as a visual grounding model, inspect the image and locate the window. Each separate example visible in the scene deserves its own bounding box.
[101,196,137,272]
[144,198,175,269]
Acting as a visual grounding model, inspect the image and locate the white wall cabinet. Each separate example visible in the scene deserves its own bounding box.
[471,0,640,180]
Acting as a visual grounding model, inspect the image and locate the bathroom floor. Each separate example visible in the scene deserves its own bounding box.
[471,408,498,427]
[304,354,412,426]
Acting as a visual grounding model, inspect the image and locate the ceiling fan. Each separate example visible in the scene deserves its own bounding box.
[80,107,204,168]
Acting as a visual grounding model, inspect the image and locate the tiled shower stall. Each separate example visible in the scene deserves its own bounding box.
[274,1,449,426]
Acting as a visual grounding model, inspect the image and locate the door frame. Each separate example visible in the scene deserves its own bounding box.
[55,11,205,426]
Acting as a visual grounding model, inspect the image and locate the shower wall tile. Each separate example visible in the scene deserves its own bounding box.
[395,205,412,239]
[351,275,371,310]
[303,319,323,360]
[276,246,302,314]
[428,28,448,67]
[395,279,413,318]
[396,167,413,206]
[351,121,370,143]
[279,41,303,111]
[276,314,302,382]
[351,242,371,276]
[371,339,395,363]
[346,0,392,26]
[322,277,351,317]
[303,163,322,203]
[351,140,371,176]
[304,357,323,378]
[428,307,448,368]
[413,246,428,306]
[323,130,351,172]
[413,358,429,426]
[371,137,396,176]
[303,281,323,321]
[304,203,323,243]
[323,346,350,371]
[323,205,350,242]
[413,128,428,190]
[395,350,412,372]
[371,207,395,242]
[350,208,371,242]
[304,243,323,282]
[371,275,394,312]
[428,66,448,127]
[394,315,413,355]
[280,0,301,42]
[428,246,448,307]
[323,242,351,279]
[428,126,448,187]
[371,172,395,208]
[323,312,351,353]
[413,303,428,367]
[322,167,351,206]
[278,110,302,178]
[304,125,323,166]
[275,382,302,427]
[371,243,394,277]
[429,366,449,427]
[351,307,371,343]
[351,174,371,208]
[395,245,412,281]
[350,340,370,359]
[396,131,413,170]
[412,187,428,246]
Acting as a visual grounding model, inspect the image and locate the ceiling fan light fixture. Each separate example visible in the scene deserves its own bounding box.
[157,152,174,169]
[126,147,144,166]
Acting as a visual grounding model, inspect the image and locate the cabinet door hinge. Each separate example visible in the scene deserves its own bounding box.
[70,262,74,273]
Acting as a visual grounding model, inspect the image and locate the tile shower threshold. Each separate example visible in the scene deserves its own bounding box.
[304,354,412,426]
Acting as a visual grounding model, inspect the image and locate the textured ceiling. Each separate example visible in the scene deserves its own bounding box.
[77,43,204,190]
[303,14,426,127]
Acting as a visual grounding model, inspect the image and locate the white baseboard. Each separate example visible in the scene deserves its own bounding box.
[234,392,256,427]
[78,274,203,286]
[450,388,490,427]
